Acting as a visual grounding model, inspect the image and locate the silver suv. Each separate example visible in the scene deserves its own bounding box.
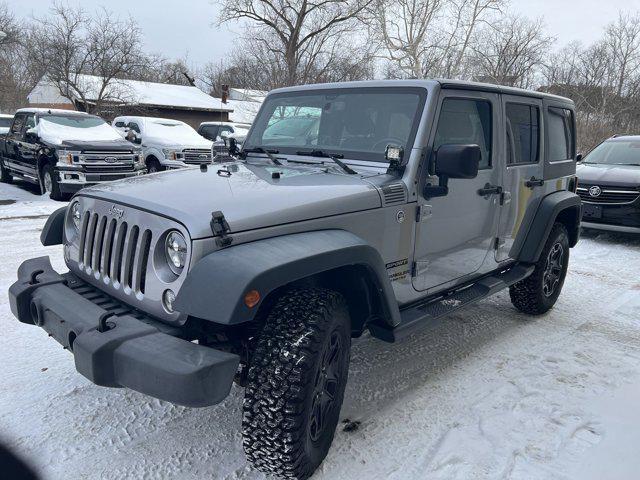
[10,80,581,479]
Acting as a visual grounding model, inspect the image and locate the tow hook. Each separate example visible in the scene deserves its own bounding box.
[97,312,117,333]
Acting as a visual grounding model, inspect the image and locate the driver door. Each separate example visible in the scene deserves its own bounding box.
[412,90,502,292]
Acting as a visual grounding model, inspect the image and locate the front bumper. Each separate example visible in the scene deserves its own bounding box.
[57,165,146,192]
[9,257,239,407]
[580,199,640,233]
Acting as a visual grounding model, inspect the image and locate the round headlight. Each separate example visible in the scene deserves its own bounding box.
[165,231,187,274]
[71,202,81,231]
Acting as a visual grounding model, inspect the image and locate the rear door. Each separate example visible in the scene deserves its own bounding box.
[495,96,545,261]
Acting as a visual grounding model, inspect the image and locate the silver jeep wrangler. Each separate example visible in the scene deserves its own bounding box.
[9,80,581,479]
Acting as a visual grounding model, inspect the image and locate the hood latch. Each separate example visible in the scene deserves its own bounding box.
[211,211,233,247]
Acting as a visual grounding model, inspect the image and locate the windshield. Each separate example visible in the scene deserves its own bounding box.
[146,120,207,143]
[244,87,427,162]
[37,115,122,143]
[585,140,640,166]
[0,117,12,128]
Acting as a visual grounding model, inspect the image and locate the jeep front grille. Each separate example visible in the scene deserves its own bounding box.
[183,149,212,164]
[78,211,152,294]
[577,185,640,205]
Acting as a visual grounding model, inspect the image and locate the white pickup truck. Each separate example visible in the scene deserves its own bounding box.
[0,113,13,137]
[112,116,213,172]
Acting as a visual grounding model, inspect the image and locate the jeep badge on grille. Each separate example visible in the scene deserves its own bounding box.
[108,205,125,219]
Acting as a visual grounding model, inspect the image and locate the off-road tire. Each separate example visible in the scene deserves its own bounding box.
[41,164,64,201]
[243,288,351,480]
[0,160,12,183]
[510,223,570,315]
[147,158,162,173]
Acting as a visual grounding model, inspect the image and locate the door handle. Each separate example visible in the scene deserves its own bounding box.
[525,177,545,188]
[477,183,503,196]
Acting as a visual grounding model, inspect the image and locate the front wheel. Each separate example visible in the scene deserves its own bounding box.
[40,164,64,201]
[510,223,570,315]
[243,288,351,480]
[147,158,162,173]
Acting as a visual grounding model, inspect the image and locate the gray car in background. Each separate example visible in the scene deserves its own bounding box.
[9,79,581,479]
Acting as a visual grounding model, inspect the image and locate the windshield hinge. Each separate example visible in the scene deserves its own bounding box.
[210,211,233,247]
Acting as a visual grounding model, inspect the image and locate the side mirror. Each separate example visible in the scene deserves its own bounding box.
[24,128,38,143]
[126,130,141,144]
[424,144,481,198]
[576,153,583,162]
[434,144,481,179]
[227,137,239,156]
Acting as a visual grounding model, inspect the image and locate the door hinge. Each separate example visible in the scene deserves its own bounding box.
[210,210,233,247]
[410,261,417,277]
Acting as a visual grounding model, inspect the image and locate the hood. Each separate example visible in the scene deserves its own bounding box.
[80,162,382,239]
[577,163,640,187]
[56,138,136,151]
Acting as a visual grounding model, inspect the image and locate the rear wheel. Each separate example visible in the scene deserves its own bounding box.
[243,288,351,480]
[0,160,12,183]
[510,223,570,315]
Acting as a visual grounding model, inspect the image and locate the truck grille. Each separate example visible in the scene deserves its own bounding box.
[183,149,212,164]
[577,185,640,204]
[78,211,152,295]
[77,151,136,165]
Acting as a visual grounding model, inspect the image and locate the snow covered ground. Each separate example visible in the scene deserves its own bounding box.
[1,181,639,480]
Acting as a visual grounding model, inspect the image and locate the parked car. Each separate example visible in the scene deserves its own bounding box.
[262,114,320,146]
[113,116,213,172]
[9,80,581,479]
[0,109,145,200]
[576,134,640,233]
[0,113,13,137]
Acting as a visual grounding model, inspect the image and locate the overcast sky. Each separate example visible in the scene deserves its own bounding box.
[5,0,640,70]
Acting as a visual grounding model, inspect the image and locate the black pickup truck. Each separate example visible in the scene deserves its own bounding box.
[0,108,146,200]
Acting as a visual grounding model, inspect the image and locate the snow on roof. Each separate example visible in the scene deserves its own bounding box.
[16,107,88,115]
[29,75,235,113]
[229,88,267,103]
[224,99,262,124]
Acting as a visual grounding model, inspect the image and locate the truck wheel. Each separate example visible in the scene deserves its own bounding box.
[0,160,12,183]
[147,158,162,173]
[41,164,64,201]
[510,223,570,315]
[243,288,351,480]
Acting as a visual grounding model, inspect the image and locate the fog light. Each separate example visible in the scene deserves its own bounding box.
[162,289,176,313]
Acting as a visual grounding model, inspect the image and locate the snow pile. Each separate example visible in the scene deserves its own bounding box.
[144,120,212,147]
[37,117,122,145]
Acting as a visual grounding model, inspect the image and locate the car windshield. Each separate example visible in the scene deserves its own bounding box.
[585,140,640,166]
[0,117,12,128]
[243,87,427,162]
[37,114,122,142]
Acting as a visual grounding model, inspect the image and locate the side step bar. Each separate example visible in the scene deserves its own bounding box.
[370,264,535,342]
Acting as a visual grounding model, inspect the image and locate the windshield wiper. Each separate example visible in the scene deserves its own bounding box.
[241,147,282,165]
[295,149,357,175]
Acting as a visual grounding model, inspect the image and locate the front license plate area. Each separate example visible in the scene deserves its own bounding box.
[583,204,602,219]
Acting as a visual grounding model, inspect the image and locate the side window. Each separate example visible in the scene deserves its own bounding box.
[11,114,25,135]
[218,126,233,138]
[128,122,141,133]
[505,103,539,165]
[434,98,492,169]
[114,121,125,128]
[24,114,35,130]
[548,107,575,161]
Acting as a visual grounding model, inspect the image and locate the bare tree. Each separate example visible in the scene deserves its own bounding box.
[215,0,373,86]
[604,12,640,97]
[469,15,553,88]
[29,2,145,114]
[372,0,503,79]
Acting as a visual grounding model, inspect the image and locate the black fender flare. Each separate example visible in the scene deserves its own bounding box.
[512,190,582,263]
[40,206,67,246]
[174,230,401,328]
